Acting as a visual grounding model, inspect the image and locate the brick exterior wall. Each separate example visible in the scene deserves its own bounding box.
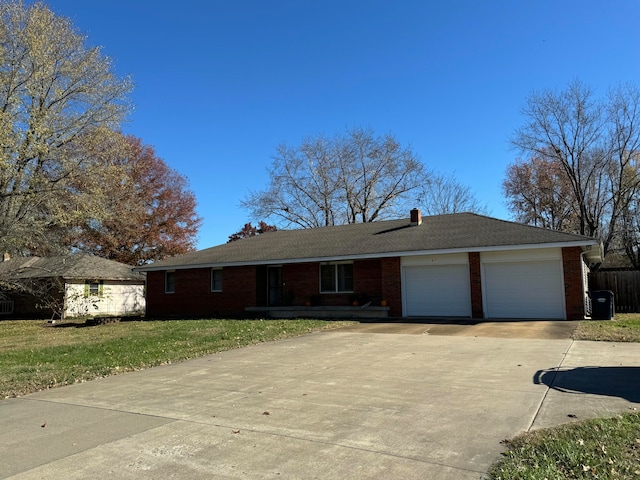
[562,246,586,320]
[281,263,318,305]
[145,259,392,318]
[381,257,402,317]
[146,266,256,318]
[468,252,484,319]
[145,249,585,320]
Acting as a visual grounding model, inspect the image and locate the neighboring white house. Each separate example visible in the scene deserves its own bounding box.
[0,254,145,319]
[63,279,146,318]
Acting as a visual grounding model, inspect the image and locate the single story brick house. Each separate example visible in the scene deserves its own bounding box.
[0,254,145,319]
[136,210,603,320]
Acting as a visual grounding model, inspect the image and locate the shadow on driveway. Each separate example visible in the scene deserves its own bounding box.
[534,366,640,403]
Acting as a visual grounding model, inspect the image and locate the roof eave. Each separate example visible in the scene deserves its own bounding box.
[135,240,601,271]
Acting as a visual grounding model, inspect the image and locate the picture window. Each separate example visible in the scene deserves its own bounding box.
[320,263,353,293]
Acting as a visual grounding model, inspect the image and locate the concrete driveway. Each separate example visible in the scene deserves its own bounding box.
[2,322,639,479]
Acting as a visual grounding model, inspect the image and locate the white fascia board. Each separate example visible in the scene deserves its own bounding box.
[135,240,599,271]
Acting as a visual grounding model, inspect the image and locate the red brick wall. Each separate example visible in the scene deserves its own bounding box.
[562,246,586,320]
[282,263,318,305]
[146,259,394,317]
[468,252,484,318]
[146,266,256,318]
[381,257,402,317]
[283,259,385,307]
[354,259,383,295]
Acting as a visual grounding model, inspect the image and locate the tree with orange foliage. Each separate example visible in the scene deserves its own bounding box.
[503,154,579,233]
[70,135,201,265]
[228,221,277,242]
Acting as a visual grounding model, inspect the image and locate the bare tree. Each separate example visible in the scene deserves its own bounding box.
[0,257,67,319]
[512,80,607,239]
[419,172,488,216]
[606,84,640,265]
[0,2,132,255]
[337,127,428,222]
[243,139,338,228]
[243,127,429,227]
[511,81,640,261]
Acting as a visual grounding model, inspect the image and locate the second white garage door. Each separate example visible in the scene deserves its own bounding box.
[482,260,565,319]
[403,264,471,317]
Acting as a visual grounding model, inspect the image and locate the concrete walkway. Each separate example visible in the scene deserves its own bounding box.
[1,325,639,479]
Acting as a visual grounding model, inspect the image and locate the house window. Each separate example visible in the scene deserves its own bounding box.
[320,262,353,293]
[84,280,103,298]
[165,271,175,294]
[211,268,223,292]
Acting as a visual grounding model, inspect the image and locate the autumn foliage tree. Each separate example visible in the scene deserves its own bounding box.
[228,222,277,242]
[0,2,132,255]
[70,135,201,265]
[503,153,578,232]
[0,3,200,264]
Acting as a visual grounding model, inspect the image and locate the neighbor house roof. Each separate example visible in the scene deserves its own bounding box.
[136,213,603,272]
[0,254,145,282]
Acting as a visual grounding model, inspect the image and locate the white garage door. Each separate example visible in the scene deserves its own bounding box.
[483,261,565,319]
[403,265,471,317]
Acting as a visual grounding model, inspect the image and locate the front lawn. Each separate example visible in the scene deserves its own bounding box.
[488,413,640,479]
[574,313,640,342]
[0,318,353,398]
[488,313,640,479]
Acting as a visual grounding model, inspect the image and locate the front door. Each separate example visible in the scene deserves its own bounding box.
[268,266,283,306]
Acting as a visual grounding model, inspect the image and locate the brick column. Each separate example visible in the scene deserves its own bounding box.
[562,247,585,320]
[468,252,484,319]
[381,257,402,317]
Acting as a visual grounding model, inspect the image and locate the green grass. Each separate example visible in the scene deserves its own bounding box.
[574,313,640,342]
[488,413,640,479]
[489,313,640,479]
[0,318,353,398]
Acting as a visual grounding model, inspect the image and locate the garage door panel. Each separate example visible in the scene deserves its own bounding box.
[404,265,471,317]
[483,261,564,319]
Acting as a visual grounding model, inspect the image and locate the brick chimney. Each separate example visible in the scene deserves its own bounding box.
[2,252,9,262]
[410,208,422,226]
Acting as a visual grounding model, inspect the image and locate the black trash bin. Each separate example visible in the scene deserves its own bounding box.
[590,290,615,320]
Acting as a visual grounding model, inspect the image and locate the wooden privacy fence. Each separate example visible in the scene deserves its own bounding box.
[589,270,640,313]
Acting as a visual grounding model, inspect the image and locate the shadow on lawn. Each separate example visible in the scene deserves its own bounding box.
[49,321,90,328]
[534,366,640,403]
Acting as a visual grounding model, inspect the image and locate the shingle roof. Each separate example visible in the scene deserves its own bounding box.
[137,213,602,271]
[0,254,145,282]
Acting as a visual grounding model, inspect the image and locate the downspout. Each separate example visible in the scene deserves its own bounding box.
[580,251,590,319]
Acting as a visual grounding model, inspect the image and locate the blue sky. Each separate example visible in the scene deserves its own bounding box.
[45,0,640,249]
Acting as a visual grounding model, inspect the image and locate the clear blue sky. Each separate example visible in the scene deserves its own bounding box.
[44,0,640,249]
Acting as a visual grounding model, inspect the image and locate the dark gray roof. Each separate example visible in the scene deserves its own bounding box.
[137,213,602,271]
[0,254,145,282]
